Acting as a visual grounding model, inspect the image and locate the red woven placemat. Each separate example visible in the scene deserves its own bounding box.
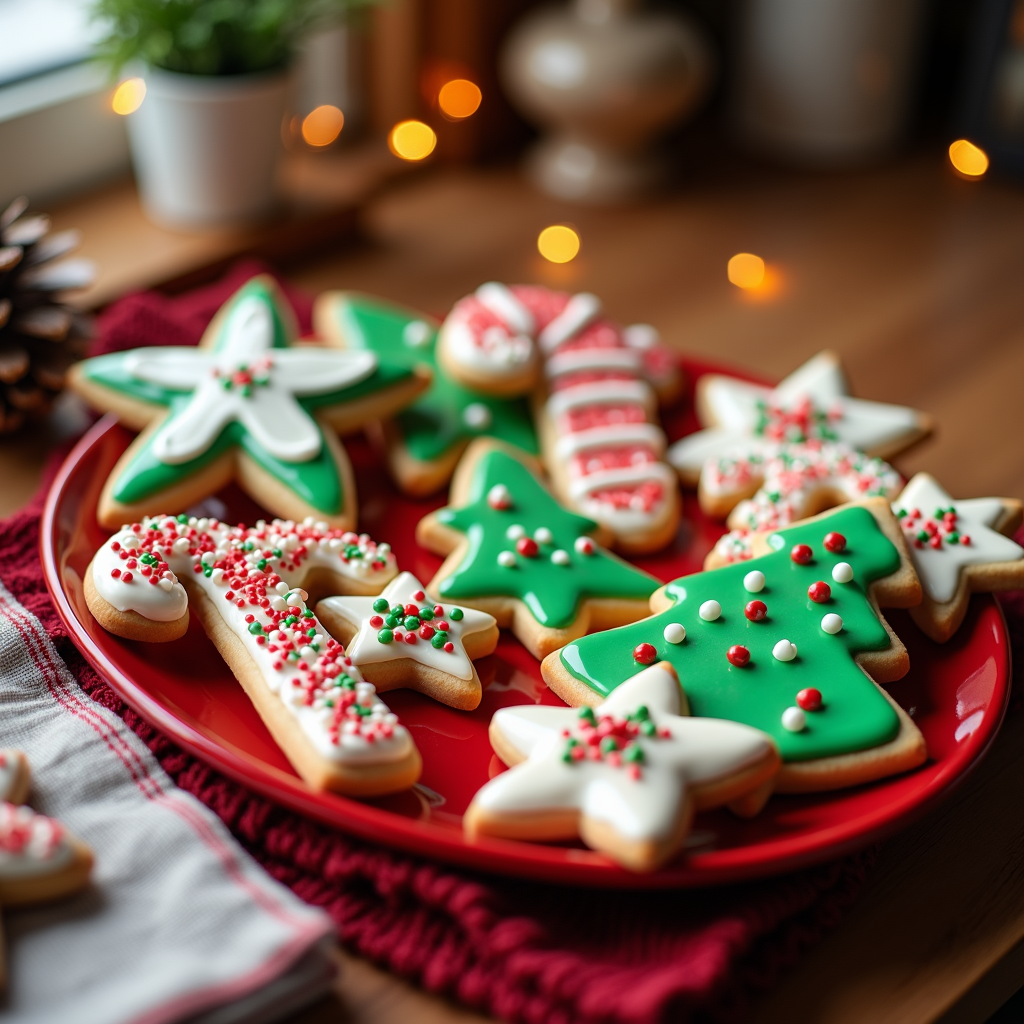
[10,262,998,1024]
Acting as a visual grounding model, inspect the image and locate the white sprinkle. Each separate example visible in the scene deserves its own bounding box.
[574,536,595,555]
[158,578,175,592]
[663,622,686,644]
[506,524,526,540]
[172,537,190,555]
[773,639,798,662]
[488,484,512,510]
[497,551,516,568]
[271,596,287,611]
[743,570,765,593]
[275,581,290,595]
[782,706,807,732]
[551,549,570,565]
[200,551,215,566]
[534,527,554,545]
[462,402,492,429]
[211,568,226,586]
[403,319,433,347]
[699,600,721,621]
[821,613,843,634]
[299,645,317,661]
[832,562,854,584]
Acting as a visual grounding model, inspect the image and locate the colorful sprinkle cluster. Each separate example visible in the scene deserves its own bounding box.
[370,587,464,651]
[896,505,971,549]
[708,441,902,563]
[0,802,64,861]
[561,704,669,780]
[753,395,839,443]
[211,355,272,397]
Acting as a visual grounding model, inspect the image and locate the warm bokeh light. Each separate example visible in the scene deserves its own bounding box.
[112,78,146,115]
[438,79,482,120]
[728,253,766,289]
[538,225,581,264]
[948,139,989,178]
[302,105,344,147]
[388,120,437,161]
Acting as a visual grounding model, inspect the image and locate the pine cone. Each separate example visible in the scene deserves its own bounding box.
[0,197,95,434]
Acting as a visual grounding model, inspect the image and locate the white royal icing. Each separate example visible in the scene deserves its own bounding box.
[893,473,1024,604]
[545,348,644,379]
[318,571,496,682]
[0,803,74,880]
[537,292,601,353]
[545,379,657,420]
[91,516,410,766]
[125,294,378,465]
[669,351,928,477]
[472,664,775,842]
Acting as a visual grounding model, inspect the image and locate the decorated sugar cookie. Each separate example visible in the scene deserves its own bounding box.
[702,440,904,567]
[416,440,660,660]
[436,283,682,552]
[69,276,429,530]
[465,663,780,872]
[313,291,538,496]
[892,473,1024,642]
[316,572,499,710]
[668,351,931,486]
[84,515,421,795]
[543,501,927,793]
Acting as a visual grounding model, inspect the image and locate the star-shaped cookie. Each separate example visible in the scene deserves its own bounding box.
[416,439,659,659]
[892,473,1024,642]
[668,351,931,485]
[70,275,429,530]
[464,662,780,872]
[314,290,539,496]
[316,571,499,710]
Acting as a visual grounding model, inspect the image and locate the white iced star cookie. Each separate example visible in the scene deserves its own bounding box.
[668,351,931,486]
[464,662,780,872]
[316,572,499,711]
[893,473,1024,642]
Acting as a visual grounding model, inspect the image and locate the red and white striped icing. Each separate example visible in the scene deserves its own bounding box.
[442,283,677,535]
[0,802,73,879]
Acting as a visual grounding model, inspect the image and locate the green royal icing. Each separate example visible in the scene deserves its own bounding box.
[559,506,903,761]
[326,294,538,463]
[81,279,413,514]
[434,449,657,629]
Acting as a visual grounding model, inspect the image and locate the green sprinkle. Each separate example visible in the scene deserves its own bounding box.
[600,736,618,754]
[430,632,447,649]
[641,720,657,737]
[247,622,264,635]
[377,629,394,644]
[372,598,389,614]
[917,530,929,542]
[404,615,420,630]
[177,514,188,524]
[303,609,314,619]
[307,627,317,638]
[449,607,464,621]
[284,615,297,626]
[344,544,362,559]
[947,532,959,544]
[257,559,267,571]
[221,378,232,390]
[623,743,645,764]
[897,509,907,518]
[419,607,434,621]
[578,706,597,725]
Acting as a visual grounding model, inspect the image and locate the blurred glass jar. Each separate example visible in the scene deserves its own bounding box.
[731,0,925,164]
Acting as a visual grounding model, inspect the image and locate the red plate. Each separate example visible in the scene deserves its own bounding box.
[42,360,1011,887]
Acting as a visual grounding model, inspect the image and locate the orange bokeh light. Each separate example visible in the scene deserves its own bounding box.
[389,120,437,161]
[112,78,146,115]
[302,105,345,147]
[948,139,988,178]
[538,225,581,264]
[438,79,482,120]
[727,253,766,289]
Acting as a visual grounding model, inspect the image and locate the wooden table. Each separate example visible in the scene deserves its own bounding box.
[2,152,1022,1024]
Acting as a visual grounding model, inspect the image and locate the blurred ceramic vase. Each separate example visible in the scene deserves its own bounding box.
[127,69,289,228]
[732,0,925,164]
[501,0,714,203]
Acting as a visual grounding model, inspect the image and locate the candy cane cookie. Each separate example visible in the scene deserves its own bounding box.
[438,284,682,552]
[701,440,904,568]
[84,515,421,795]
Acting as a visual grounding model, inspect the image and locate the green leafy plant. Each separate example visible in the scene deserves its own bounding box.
[91,0,372,77]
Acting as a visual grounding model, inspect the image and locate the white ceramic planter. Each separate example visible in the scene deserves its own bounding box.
[128,68,289,228]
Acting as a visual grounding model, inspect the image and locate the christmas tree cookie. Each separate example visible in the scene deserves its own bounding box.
[893,473,1024,642]
[543,500,927,792]
[70,276,429,530]
[416,440,660,659]
[85,515,421,796]
[316,571,499,710]
[314,291,538,496]
[465,662,780,872]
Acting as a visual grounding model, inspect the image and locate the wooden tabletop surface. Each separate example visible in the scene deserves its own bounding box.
[2,151,1022,1024]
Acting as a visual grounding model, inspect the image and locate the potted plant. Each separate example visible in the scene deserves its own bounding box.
[93,0,368,227]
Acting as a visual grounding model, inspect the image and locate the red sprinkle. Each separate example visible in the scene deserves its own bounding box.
[369,615,384,629]
[961,535,971,545]
[744,600,767,622]
[797,687,823,711]
[436,620,450,632]
[808,581,831,603]
[433,605,444,616]
[404,603,419,616]
[419,624,435,640]
[633,642,657,665]
[823,532,846,553]
[516,537,539,558]
[404,632,418,644]
[413,590,425,601]
[727,644,750,667]
[791,544,813,565]
[110,568,121,578]
[121,572,133,583]
[444,642,455,652]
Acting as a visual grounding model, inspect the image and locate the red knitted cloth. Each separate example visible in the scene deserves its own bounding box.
[8,262,1003,1024]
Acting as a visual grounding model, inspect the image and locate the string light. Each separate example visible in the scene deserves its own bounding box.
[112,78,146,115]
[438,79,482,120]
[538,225,580,263]
[302,105,344,147]
[389,120,437,161]
[727,253,766,289]
[948,139,988,178]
